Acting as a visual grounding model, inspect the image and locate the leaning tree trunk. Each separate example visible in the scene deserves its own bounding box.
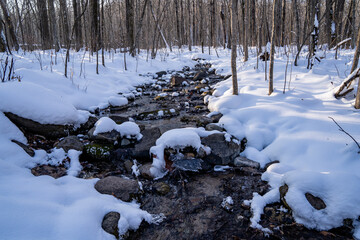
[0,0,19,50]
[231,0,238,95]
[269,0,279,95]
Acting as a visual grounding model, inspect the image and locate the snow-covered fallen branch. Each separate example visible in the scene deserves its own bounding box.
[334,67,360,98]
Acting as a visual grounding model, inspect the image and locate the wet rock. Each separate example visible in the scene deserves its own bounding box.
[305,193,326,210]
[136,109,178,120]
[171,76,187,87]
[5,112,71,139]
[31,165,67,179]
[11,139,35,157]
[153,182,170,195]
[121,138,132,147]
[139,163,153,179]
[83,143,113,161]
[77,116,98,133]
[234,157,260,169]
[110,148,134,163]
[201,133,242,165]
[88,127,120,143]
[124,160,134,173]
[193,71,207,81]
[55,135,84,153]
[156,71,167,78]
[205,123,224,132]
[133,127,161,161]
[170,153,203,172]
[210,112,223,123]
[94,176,139,201]
[102,212,120,239]
[108,115,128,124]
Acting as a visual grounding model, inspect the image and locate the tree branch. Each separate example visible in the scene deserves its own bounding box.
[329,116,360,151]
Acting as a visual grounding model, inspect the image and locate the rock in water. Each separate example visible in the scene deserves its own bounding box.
[88,128,120,144]
[156,71,167,78]
[153,182,170,195]
[171,76,187,87]
[233,157,260,169]
[102,212,120,239]
[193,71,208,81]
[201,133,242,165]
[171,156,203,172]
[55,135,84,152]
[305,193,326,210]
[94,176,139,202]
[132,127,161,161]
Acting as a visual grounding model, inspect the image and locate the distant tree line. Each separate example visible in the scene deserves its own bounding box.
[0,0,358,57]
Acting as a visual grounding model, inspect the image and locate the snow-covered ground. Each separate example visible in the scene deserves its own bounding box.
[0,46,360,239]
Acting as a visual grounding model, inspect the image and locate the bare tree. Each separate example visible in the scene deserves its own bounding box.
[47,0,60,51]
[269,0,279,95]
[0,0,19,50]
[231,0,238,95]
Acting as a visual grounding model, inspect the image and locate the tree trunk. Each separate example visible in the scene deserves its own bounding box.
[0,15,6,52]
[280,0,286,46]
[249,0,256,46]
[351,27,360,74]
[14,0,25,47]
[59,0,70,48]
[73,0,82,51]
[199,0,204,53]
[47,0,60,51]
[333,0,345,45]
[325,0,333,47]
[126,0,135,56]
[174,0,181,48]
[269,0,278,95]
[0,0,19,50]
[231,0,238,95]
[90,0,98,53]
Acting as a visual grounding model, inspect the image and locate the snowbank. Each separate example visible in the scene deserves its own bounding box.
[207,47,360,237]
[0,81,89,125]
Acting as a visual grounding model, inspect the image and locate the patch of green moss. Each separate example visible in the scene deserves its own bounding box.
[84,143,113,161]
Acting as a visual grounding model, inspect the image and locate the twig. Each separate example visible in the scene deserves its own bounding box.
[329,116,360,151]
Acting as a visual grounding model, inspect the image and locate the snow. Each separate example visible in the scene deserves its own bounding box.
[206,47,360,237]
[0,81,89,125]
[0,49,199,240]
[1,46,360,238]
[0,112,152,240]
[93,117,142,140]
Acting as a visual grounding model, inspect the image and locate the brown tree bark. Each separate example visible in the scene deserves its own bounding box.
[59,0,70,47]
[0,0,19,50]
[126,0,135,56]
[73,0,83,51]
[47,0,60,51]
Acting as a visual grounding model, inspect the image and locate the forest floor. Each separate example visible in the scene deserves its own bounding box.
[0,47,359,239]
